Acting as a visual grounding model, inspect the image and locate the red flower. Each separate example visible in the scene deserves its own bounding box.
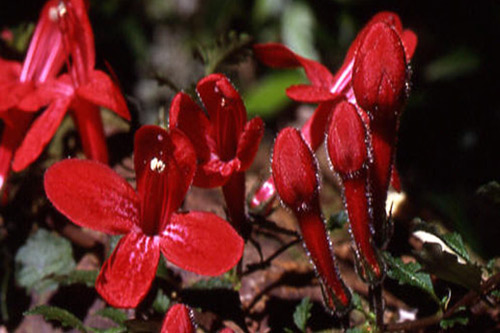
[326,101,383,282]
[161,304,194,333]
[44,125,244,308]
[251,11,417,210]
[272,127,350,312]
[11,0,130,172]
[169,74,264,231]
[0,0,68,190]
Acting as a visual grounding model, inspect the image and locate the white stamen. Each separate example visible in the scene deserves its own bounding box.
[150,157,166,172]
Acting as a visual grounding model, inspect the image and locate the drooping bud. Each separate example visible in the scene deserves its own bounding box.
[161,304,195,333]
[327,101,383,282]
[272,128,351,312]
[352,22,407,117]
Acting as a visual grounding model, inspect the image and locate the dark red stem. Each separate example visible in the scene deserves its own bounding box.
[222,171,246,235]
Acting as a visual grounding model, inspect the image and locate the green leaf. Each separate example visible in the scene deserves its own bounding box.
[440,311,469,329]
[91,328,127,333]
[190,276,234,290]
[24,305,87,332]
[54,270,98,287]
[152,289,171,314]
[425,47,480,81]
[15,229,76,293]
[384,252,438,302]
[440,232,470,262]
[244,70,304,118]
[95,308,128,325]
[293,297,312,332]
[327,210,349,231]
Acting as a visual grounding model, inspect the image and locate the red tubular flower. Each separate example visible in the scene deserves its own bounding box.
[169,74,264,232]
[11,0,130,172]
[44,125,244,308]
[326,101,383,282]
[161,304,194,333]
[251,11,417,210]
[272,127,350,313]
[0,0,68,191]
[352,21,408,246]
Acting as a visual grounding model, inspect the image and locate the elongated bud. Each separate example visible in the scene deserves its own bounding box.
[352,22,407,117]
[272,128,351,312]
[161,304,194,333]
[327,101,384,283]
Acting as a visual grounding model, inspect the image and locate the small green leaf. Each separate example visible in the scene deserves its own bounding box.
[24,305,87,332]
[54,270,98,287]
[245,70,304,118]
[91,328,127,333]
[293,297,312,332]
[440,232,470,261]
[95,308,128,325]
[15,229,76,293]
[152,289,171,314]
[425,47,480,81]
[327,210,349,231]
[440,312,469,329]
[190,276,234,290]
[384,252,438,302]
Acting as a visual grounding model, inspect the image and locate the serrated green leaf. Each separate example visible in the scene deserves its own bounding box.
[152,289,171,314]
[384,252,438,302]
[54,270,98,287]
[293,297,312,332]
[441,232,470,261]
[15,229,76,293]
[95,308,128,325]
[190,276,234,290]
[245,70,304,118]
[24,305,87,332]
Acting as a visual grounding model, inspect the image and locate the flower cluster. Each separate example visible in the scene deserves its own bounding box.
[0,0,129,190]
[256,12,417,285]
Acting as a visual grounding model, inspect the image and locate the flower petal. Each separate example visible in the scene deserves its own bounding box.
[286,85,336,103]
[169,92,212,163]
[193,157,239,188]
[402,29,418,62]
[134,126,196,234]
[161,304,194,333]
[12,97,71,171]
[236,117,264,171]
[253,43,335,89]
[197,74,246,160]
[44,159,139,234]
[272,128,319,213]
[160,211,243,276]
[301,101,337,150]
[71,99,109,164]
[77,70,130,120]
[96,232,160,308]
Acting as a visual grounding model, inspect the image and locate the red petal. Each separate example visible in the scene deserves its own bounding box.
[71,99,109,164]
[253,43,335,89]
[402,29,418,62]
[12,97,71,171]
[169,92,212,163]
[301,100,337,150]
[160,211,243,276]
[236,117,264,171]
[44,159,139,234]
[193,158,239,188]
[161,304,194,333]
[197,74,246,160]
[390,165,402,192]
[352,22,407,115]
[134,126,196,234]
[272,128,319,213]
[286,85,336,103]
[326,101,368,175]
[96,232,160,308]
[77,70,130,120]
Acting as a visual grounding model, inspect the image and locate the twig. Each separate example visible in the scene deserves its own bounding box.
[385,272,500,331]
[243,237,301,276]
[369,283,384,332]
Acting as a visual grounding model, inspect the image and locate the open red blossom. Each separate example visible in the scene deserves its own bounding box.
[327,101,383,282]
[169,73,264,231]
[161,304,195,333]
[44,125,244,308]
[0,0,69,191]
[11,0,130,172]
[251,11,417,210]
[272,127,351,313]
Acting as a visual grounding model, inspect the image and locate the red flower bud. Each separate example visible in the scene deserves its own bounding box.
[352,22,407,117]
[327,101,383,282]
[272,128,351,312]
[161,304,194,333]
